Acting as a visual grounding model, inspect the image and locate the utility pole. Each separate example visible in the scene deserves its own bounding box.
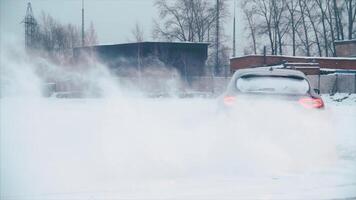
[215,0,220,76]
[232,0,236,58]
[82,0,85,47]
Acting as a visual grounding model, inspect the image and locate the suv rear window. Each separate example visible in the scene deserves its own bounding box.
[236,76,310,95]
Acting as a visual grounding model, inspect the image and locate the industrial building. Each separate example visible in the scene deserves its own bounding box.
[230,55,356,72]
[230,39,356,72]
[73,42,210,79]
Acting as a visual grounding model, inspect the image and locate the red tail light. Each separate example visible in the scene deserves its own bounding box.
[299,97,324,109]
[224,96,236,106]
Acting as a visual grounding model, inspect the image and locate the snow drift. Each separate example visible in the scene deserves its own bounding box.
[1,42,355,199]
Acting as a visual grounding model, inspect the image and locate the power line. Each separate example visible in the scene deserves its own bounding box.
[23,2,37,50]
[215,0,220,76]
[82,0,85,47]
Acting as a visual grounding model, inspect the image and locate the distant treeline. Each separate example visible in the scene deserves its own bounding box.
[29,12,98,63]
[241,0,356,57]
[152,0,231,75]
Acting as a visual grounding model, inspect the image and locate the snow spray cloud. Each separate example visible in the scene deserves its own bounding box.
[1,42,346,199]
[0,42,43,98]
[0,48,123,98]
[0,41,185,99]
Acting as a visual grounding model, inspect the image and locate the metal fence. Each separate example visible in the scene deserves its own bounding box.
[308,73,356,94]
[44,73,356,98]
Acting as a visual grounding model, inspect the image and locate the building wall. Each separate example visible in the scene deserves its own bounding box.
[73,42,209,78]
[229,55,356,93]
[335,40,356,57]
[46,74,356,97]
[307,74,356,94]
[230,55,356,71]
[189,75,356,95]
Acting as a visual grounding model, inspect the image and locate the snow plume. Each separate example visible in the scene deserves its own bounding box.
[0,42,43,98]
[1,50,123,99]
[1,42,354,199]
[0,41,183,99]
[99,55,185,97]
[1,97,349,199]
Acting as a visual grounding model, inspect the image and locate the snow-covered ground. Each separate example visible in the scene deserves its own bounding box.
[2,37,355,199]
[323,93,356,106]
[1,95,355,200]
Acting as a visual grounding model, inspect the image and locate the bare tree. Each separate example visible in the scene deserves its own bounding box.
[325,0,337,56]
[272,0,287,55]
[253,0,275,54]
[33,12,98,64]
[332,0,344,40]
[153,0,227,43]
[65,23,81,49]
[131,22,144,42]
[345,0,356,39]
[154,0,230,75]
[314,0,329,56]
[242,1,257,54]
[242,0,258,54]
[85,21,98,46]
[285,0,301,56]
[298,0,311,56]
[242,0,354,58]
[304,1,322,56]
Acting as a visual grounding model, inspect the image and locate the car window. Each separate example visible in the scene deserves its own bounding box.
[236,76,310,95]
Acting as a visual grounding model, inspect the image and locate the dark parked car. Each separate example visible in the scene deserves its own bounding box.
[222,67,324,109]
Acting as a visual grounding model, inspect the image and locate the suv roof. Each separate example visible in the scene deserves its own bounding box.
[226,67,313,95]
[231,67,307,80]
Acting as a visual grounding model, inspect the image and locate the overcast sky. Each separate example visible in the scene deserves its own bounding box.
[1,0,245,55]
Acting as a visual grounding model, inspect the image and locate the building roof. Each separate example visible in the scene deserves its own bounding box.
[334,39,356,45]
[81,41,210,49]
[231,54,356,61]
[230,55,356,71]
[232,67,307,79]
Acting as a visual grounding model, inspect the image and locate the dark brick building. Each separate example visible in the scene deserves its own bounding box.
[230,55,356,73]
[73,42,209,78]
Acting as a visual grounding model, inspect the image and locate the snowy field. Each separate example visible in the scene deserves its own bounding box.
[1,94,355,200]
[1,47,355,199]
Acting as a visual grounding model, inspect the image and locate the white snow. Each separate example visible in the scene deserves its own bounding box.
[323,93,356,106]
[1,96,355,200]
[1,43,355,199]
